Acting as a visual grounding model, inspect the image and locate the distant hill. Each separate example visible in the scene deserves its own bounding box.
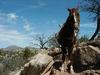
[4,45,22,51]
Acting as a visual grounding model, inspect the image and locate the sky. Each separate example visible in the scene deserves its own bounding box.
[0,0,96,48]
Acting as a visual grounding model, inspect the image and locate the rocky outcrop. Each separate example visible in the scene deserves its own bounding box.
[11,38,100,75]
[0,63,5,75]
[73,38,100,72]
[0,63,9,75]
[19,53,53,75]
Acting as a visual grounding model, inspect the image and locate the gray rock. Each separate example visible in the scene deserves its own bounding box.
[0,63,9,75]
[73,39,100,71]
[20,53,53,75]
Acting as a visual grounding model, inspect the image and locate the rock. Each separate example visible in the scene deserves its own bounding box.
[0,63,9,75]
[9,70,21,75]
[48,48,62,57]
[79,69,100,75]
[87,38,100,48]
[73,39,100,72]
[20,53,53,75]
[0,63,5,75]
[9,39,100,75]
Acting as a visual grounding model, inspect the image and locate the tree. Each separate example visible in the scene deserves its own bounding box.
[34,34,48,49]
[81,0,100,40]
[23,47,31,61]
[47,33,60,48]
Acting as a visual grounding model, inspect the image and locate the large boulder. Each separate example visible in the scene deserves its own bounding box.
[0,63,5,75]
[73,39,100,71]
[0,63,9,75]
[9,70,21,75]
[19,53,53,75]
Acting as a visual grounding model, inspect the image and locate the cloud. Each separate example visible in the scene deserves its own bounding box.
[0,12,18,26]
[7,13,18,20]
[0,12,37,48]
[23,19,32,32]
[0,25,33,48]
[24,24,32,31]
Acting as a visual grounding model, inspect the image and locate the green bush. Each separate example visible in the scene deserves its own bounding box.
[79,35,89,43]
[0,48,37,71]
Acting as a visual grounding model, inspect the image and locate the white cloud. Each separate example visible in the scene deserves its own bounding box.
[24,24,32,31]
[0,12,18,26]
[7,13,18,20]
[23,19,32,32]
[0,12,37,48]
[0,25,33,47]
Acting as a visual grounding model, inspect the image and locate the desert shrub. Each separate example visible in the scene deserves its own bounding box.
[79,35,89,43]
[47,34,60,48]
[22,47,37,62]
[0,48,37,71]
[1,53,26,71]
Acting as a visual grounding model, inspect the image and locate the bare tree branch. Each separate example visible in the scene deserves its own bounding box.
[33,34,48,49]
[81,0,100,40]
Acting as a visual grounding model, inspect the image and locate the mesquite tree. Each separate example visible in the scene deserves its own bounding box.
[47,34,60,48]
[34,34,48,49]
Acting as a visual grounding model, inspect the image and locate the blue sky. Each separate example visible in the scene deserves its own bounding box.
[0,0,96,48]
